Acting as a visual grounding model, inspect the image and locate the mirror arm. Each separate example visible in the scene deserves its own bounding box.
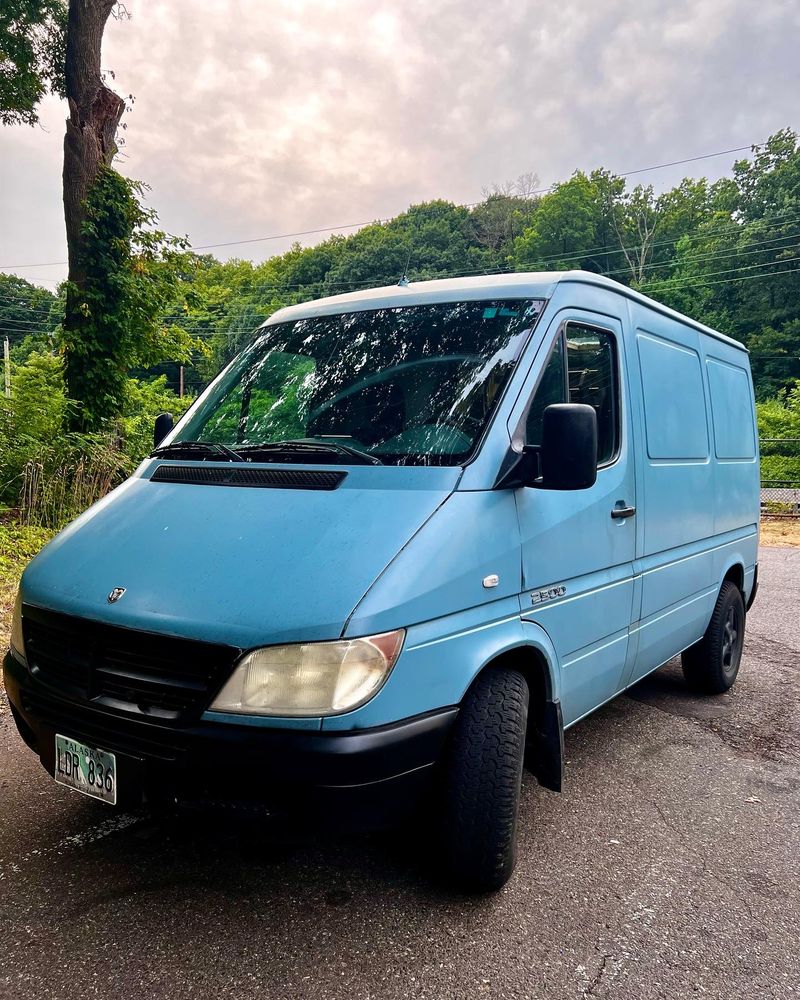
[493,446,540,490]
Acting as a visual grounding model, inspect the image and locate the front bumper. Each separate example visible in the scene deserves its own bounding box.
[4,651,457,825]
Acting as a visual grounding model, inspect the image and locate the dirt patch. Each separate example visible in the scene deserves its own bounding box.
[761,517,800,547]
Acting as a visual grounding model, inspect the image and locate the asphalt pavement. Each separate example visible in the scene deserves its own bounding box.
[1,546,798,1000]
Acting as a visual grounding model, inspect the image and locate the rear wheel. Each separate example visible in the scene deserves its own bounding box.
[438,666,529,892]
[682,580,745,694]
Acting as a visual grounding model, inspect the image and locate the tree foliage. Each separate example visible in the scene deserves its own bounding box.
[167,133,799,403]
[0,273,61,358]
[0,0,66,125]
[642,129,800,398]
[0,350,192,520]
[3,129,800,426]
[61,167,201,430]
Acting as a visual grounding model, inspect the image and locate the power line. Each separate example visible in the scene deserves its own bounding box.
[573,233,800,283]
[642,255,800,290]
[0,139,762,271]
[3,259,800,344]
[4,226,800,341]
[3,247,800,341]
[4,204,800,320]
[653,263,800,291]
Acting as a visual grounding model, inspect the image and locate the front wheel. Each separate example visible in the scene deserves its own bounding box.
[682,580,745,694]
[438,666,529,892]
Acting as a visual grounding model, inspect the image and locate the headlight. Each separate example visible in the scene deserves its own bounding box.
[210,629,405,717]
[10,589,26,664]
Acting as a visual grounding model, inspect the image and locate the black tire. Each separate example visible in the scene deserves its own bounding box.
[438,666,529,892]
[682,580,745,694]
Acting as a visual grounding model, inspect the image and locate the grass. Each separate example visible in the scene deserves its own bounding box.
[0,522,53,654]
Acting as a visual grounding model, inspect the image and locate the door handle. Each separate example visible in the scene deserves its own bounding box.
[611,504,636,519]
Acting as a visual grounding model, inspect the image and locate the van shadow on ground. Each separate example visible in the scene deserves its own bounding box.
[58,656,719,906]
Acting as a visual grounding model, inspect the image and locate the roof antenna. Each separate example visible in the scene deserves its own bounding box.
[398,249,412,287]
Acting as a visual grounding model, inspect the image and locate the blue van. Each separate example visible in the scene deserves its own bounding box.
[5,271,759,890]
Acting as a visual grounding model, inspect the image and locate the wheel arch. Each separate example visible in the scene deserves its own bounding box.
[720,559,745,596]
[462,639,563,794]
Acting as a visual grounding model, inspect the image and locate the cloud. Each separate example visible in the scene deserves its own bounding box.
[1,0,798,285]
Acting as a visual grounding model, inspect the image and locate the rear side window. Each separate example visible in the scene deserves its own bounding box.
[526,322,619,465]
[706,358,756,459]
[637,332,708,460]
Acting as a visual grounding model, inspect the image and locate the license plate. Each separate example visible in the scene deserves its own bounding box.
[55,734,117,805]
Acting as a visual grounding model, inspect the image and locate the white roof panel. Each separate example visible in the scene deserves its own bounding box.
[263,269,746,350]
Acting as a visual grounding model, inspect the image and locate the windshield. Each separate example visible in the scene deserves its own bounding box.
[175,298,544,466]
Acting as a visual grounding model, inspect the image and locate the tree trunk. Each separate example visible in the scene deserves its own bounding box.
[62,0,125,425]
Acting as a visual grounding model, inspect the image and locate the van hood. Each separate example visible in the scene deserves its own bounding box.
[22,463,459,648]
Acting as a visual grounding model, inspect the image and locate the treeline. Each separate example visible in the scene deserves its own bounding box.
[5,128,800,400]
[2,129,800,519]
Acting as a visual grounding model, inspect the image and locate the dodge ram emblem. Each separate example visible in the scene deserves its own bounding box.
[107,587,126,604]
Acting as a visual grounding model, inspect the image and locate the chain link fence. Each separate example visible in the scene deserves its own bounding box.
[761,437,800,516]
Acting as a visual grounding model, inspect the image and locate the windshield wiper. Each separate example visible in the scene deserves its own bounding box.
[151,440,245,462]
[236,439,383,466]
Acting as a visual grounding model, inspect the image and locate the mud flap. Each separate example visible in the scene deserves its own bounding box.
[526,698,564,793]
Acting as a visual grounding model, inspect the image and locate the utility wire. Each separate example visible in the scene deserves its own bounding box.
[6,205,800,313]
[2,255,799,339]
[3,261,800,343]
[0,140,761,271]
[4,201,800,310]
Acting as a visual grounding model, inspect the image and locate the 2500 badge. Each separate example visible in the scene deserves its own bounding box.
[530,585,567,606]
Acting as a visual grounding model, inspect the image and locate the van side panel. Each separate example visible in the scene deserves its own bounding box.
[625,307,717,684]
[635,324,715,552]
[705,350,761,542]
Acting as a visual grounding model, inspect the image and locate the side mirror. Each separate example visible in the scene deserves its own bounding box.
[153,412,174,450]
[539,403,598,490]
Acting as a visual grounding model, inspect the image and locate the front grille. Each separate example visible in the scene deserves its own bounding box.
[150,464,347,490]
[20,689,189,761]
[22,605,241,723]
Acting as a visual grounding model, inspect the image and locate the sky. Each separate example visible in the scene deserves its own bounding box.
[1,0,799,289]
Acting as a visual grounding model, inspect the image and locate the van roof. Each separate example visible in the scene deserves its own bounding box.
[264,270,747,351]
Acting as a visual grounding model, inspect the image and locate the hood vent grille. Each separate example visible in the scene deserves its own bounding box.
[150,464,347,490]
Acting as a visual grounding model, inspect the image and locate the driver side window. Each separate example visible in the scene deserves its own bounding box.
[525,323,620,465]
[525,336,565,447]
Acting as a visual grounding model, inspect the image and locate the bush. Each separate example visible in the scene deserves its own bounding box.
[760,454,800,484]
[0,522,54,652]
[1,352,192,527]
[120,374,193,464]
[0,352,67,505]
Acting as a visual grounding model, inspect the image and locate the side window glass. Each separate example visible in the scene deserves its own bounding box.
[525,336,566,445]
[566,324,619,465]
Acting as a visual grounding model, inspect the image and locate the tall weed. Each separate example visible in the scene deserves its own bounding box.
[1,352,192,528]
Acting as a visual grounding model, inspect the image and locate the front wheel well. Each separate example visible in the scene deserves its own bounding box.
[465,646,562,793]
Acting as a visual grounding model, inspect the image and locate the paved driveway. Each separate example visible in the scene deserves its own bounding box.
[1,547,798,1000]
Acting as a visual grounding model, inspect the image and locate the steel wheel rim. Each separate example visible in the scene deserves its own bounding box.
[721,604,741,676]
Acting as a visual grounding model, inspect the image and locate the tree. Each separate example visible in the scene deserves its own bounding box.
[511,170,627,275]
[60,167,199,428]
[612,184,660,286]
[469,193,539,264]
[0,0,66,125]
[641,131,800,397]
[0,273,60,358]
[60,1,126,425]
